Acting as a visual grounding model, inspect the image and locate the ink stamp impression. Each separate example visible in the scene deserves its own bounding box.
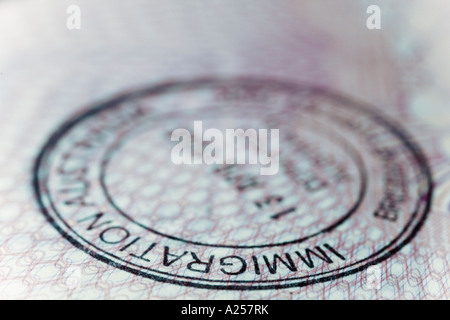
[34,78,432,290]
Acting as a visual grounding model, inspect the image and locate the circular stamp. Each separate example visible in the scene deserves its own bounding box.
[33,78,432,290]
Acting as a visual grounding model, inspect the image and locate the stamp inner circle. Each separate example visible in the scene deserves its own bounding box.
[99,110,367,248]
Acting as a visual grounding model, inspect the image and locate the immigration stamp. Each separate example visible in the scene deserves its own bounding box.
[33,78,432,290]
